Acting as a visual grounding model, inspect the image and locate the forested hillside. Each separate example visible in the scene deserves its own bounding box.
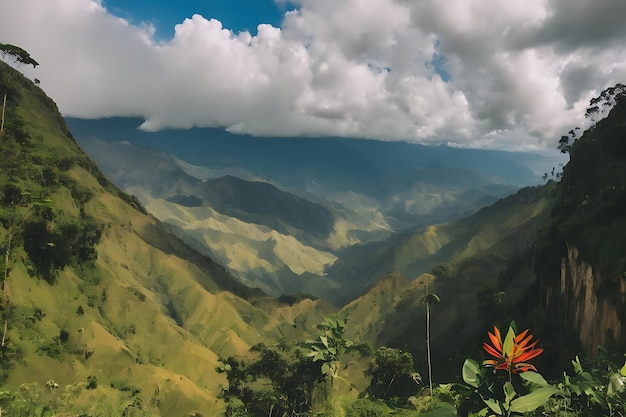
[0,57,332,416]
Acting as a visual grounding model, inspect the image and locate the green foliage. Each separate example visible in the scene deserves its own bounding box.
[86,374,98,390]
[22,215,102,283]
[217,343,322,416]
[305,316,365,383]
[36,340,63,359]
[548,352,626,416]
[461,357,557,416]
[342,397,392,417]
[366,347,421,404]
[0,44,39,68]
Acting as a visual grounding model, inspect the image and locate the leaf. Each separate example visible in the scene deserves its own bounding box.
[462,358,480,388]
[502,326,516,359]
[482,397,502,414]
[320,335,329,348]
[572,356,583,374]
[520,371,549,386]
[607,373,625,395]
[321,362,330,376]
[509,387,558,413]
[503,382,516,404]
[620,361,626,377]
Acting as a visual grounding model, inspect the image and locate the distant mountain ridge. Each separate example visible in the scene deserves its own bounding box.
[74,136,389,296]
[69,117,551,298]
[66,117,547,230]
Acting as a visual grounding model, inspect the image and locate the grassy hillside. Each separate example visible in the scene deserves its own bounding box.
[340,184,557,381]
[0,60,334,416]
[328,184,554,304]
[76,136,393,297]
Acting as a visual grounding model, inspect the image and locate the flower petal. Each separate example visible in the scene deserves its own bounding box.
[483,342,502,359]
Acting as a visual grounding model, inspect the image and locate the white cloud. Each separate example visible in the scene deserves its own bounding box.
[1,0,625,152]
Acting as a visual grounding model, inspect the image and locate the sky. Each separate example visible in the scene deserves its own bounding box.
[1,0,626,152]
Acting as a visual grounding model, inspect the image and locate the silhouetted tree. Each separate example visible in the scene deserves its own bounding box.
[0,43,39,136]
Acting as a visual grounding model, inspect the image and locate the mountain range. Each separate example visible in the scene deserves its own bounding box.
[68,118,554,300]
[1,58,625,416]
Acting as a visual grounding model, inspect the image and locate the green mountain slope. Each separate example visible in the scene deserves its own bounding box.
[535,86,626,357]
[339,184,556,381]
[340,86,626,385]
[76,136,392,297]
[0,60,334,416]
[329,184,554,303]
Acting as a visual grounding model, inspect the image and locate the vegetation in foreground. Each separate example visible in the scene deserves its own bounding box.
[0,316,623,416]
[214,317,626,417]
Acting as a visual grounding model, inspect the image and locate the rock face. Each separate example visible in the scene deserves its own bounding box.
[559,246,625,355]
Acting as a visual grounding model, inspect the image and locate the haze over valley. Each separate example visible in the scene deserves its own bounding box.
[68,117,552,300]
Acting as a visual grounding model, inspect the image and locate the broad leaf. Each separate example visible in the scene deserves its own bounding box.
[321,362,330,375]
[608,373,625,396]
[520,371,549,386]
[482,397,502,414]
[462,358,480,388]
[620,361,626,377]
[509,387,558,413]
[503,382,516,404]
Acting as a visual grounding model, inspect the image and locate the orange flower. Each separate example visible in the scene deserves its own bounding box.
[482,326,543,373]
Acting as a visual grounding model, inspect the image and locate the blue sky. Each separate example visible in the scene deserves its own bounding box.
[103,0,292,39]
[2,0,626,152]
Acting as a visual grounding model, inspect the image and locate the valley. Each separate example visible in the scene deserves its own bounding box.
[1,58,626,417]
[69,119,549,302]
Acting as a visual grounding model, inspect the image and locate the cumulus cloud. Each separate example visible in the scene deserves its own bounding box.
[1,0,625,151]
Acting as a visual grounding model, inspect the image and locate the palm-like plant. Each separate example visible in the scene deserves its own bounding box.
[422,287,440,396]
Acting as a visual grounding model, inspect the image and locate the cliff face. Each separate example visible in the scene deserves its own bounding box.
[536,85,626,358]
[559,246,625,355]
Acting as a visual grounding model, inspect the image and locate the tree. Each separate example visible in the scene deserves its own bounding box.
[305,316,370,408]
[0,43,39,136]
[421,285,440,396]
[585,83,626,127]
[366,347,421,403]
[557,128,580,156]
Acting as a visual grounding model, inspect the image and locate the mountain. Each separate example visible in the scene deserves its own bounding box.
[535,87,626,358]
[338,184,557,381]
[66,116,546,231]
[4,55,625,415]
[339,86,626,384]
[68,118,553,299]
[0,60,336,416]
[74,136,390,297]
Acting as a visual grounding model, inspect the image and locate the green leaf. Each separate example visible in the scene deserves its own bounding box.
[462,358,481,388]
[482,397,502,414]
[520,371,549,386]
[502,326,516,358]
[607,373,625,395]
[503,382,516,404]
[620,361,626,377]
[509,387,558,413]
[572,356,583,374]
[320,335,329,348]
[321,362,330,375]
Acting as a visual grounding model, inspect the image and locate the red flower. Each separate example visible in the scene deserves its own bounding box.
[482,326,543,373]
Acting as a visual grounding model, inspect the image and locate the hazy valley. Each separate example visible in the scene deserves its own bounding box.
[69,119,550,301]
